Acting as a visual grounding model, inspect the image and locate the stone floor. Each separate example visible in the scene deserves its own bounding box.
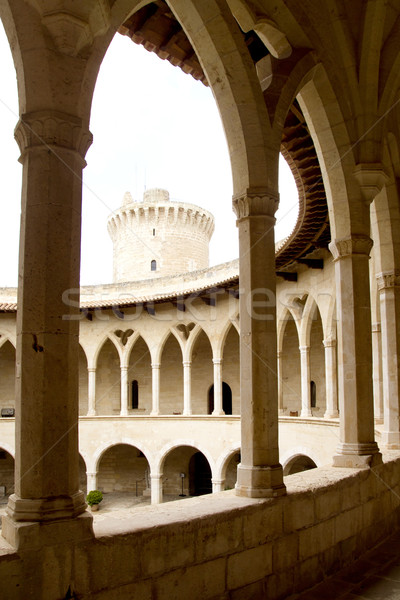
[1,492,400,599]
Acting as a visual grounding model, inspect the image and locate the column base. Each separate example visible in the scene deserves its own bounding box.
[6,490,87,522]
[332,442,382,468]
[212,410,225,416]
[2,511,93,551]
[380,431,400,449]
[235,464,286,498]
[324,411,339,419]
[212,479,225,493]
[301,410,313,418]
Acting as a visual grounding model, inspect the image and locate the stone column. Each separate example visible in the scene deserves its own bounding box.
[329,235,381,467]
[377,271,400,446]
[151,363,161,415]
[183,361,192,415]
[277,351,284,414]
[86,472,97,493]
[212,358,224,415]
[371,322,383,423]
[120,365,129,416]
[233,191,286,498]
[150,473,163,504]
[299,346,312,417]
[323,340,339,418]
[212,479,225,492]
[87,367,96,416]
[2,112,94,549]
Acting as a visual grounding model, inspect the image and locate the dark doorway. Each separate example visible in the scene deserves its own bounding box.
[188,452,212,496]
[208,382,232,415]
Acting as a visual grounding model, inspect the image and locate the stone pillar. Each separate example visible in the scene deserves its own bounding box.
[87,367,96,416]
[120,365,129,416]
[150,473,163,504]
[212,479,225,492]
[212,358,224,415]
[86,472,97,493]
[299,346,312,417]
[277,351,284,414]
[323,340,339,418]
[377,271,400,446]
[233,191,286,498]
[151,363,161,415]
[2,112,94,549]
[329,235,381,467]
[371,323,383,423]
[183,361,192,415]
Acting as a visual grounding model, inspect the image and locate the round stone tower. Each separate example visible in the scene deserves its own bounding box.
[107,188,215,282]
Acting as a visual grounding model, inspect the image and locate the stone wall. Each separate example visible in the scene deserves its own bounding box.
[1,455,399,599]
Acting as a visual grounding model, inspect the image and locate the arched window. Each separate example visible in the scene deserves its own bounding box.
[151,260,156,271]
[131,380,139,409]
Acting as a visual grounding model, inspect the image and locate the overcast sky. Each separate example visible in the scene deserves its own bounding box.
[0,25,298,288]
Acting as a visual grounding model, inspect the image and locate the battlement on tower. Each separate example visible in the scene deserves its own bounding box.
[107,188,215,283]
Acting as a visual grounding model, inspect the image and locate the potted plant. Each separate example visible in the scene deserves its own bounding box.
[86,490,103,512]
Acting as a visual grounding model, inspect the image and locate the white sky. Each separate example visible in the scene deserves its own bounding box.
[0,26,299,288]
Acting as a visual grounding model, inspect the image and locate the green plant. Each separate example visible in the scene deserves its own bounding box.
[86,490,103,506]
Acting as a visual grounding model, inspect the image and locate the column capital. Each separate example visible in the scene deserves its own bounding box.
[87,367,96,373]
[15,110,93,160]
[371,322,381,333]
[183,360,192,367]
[329,234,373,261]
[376,270,400,291]
[151,363,161,369]
[277,350,283,358]
[232,188,279,219]
[212,358,223,365]
[120,365,128,371]
[299,345,310,354]
[353,163,389,203]
[323,339,336,348]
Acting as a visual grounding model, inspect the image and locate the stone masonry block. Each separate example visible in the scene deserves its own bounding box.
[140,524,196,577]
[227,544,273,590]
[195,514,243,562]
[314,488,341,521]
[283,494,315,532]
[299,519,335,561]
[334,506,363,544]
[272,532,298,572]
[154,558,226,600]
[243,503,283,548]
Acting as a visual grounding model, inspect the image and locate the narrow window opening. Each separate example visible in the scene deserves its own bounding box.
[310,380,316,408]
[152,228,155,236]
[151,260,156,271]
[131,380,139,409]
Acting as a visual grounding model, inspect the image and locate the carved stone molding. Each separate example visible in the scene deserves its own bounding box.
[15,111,93,159]
[114,329,134,346]
[323,339,336,348]
[232,190,279,219]
[38,1,111,56]
[353,163,389,203]
[376,270,400,290]
[329,235,373,261]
